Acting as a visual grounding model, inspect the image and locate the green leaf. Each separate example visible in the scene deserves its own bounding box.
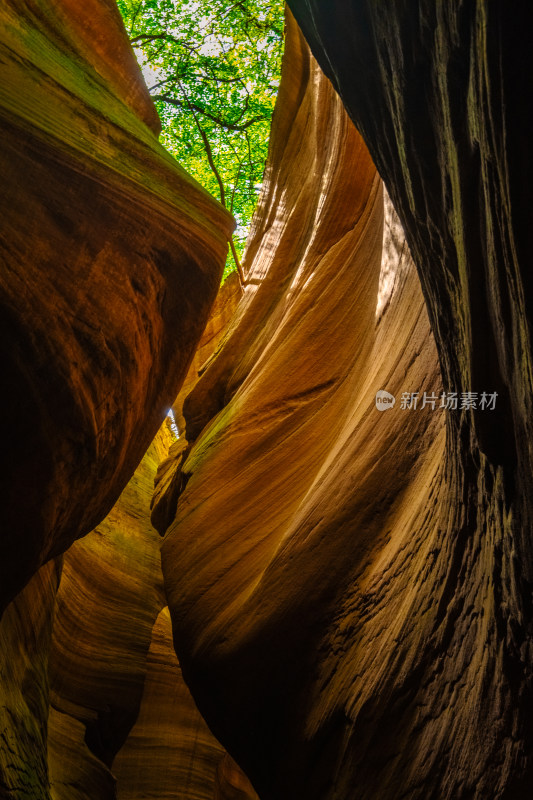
[118,0,284,279]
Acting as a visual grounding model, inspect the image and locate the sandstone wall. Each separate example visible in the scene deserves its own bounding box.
[0,562,61,799]
[47,428,171,799]
[3,0,531,797]
[172,271,243,434]
[0,423,249,799]
[157,13,444,800]
[0,0,233,610]
[114,606,257,800]
[282,2,533,797]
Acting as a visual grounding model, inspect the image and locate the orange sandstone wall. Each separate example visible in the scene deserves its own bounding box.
[3,0,527,797]
[157,13,443,799]
[0,423,248,799]
[172,271,243,433]
[47,428,171,799]
[0,0,233,611]
[113,606,258,800]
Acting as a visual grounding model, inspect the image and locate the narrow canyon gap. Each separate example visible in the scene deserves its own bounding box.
[157,4,533,799]
[1,2,533,800]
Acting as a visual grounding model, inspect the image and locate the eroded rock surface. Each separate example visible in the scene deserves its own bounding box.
[280,2,533,797]
[158,13,445,800]
[1,421,252,800]
[0,561,61,800]
[0,427,171,799]
[3,0,531,798]
[47,428,172,799]
[114,607,257,800]
[172,271,243,433]
[0,0,233,610]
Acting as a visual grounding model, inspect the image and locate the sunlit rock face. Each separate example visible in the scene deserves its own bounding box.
[158,12,448,800]
[113,606,222,799]
[47,428,171,800]
[0,0,233,611]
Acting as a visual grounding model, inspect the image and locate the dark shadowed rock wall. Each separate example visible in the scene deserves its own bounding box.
[0,561,61,799]
[281,2,533,797]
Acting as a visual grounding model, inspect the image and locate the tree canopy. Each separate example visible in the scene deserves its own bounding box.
[117,0,285,280]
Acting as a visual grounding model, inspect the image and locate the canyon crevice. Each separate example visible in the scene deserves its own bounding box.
[2,1,533,799]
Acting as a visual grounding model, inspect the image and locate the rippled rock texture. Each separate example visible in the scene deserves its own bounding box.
[3,0,532,798]
[282,3,533,798]
[0,425,248,799]
[0,562,61,799]
[0,429,169,799]
[155,4,533,799]
[157,11,445,800]
[114,607,258,800]
[0,0,233,610]
[47,428,171,800]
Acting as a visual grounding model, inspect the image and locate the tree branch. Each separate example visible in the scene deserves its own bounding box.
[175,80,245,285]
[151,94,265,131]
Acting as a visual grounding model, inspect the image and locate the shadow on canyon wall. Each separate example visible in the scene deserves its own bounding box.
[1,2,533,799]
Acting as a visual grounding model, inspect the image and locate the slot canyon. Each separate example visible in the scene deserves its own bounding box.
[1,1,532,798]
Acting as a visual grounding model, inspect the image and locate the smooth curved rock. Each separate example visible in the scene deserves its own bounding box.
[3,0,529,798]
[47,427,171,799]
[114,607,257,800]
[46,421,250,800]
[0,428,169,800]
[0,0,233,611]
[152,272,243,536]
[172,271,243,434]
[0,418,251,800]
[159,13,442,800]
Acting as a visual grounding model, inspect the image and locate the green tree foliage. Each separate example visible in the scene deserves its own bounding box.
[117,0,285,279]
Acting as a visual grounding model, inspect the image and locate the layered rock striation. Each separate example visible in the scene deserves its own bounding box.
[3,0,532,798]
[281,2,533,797]
[0,0,233,611]
[1,423,248,799]
[113,606,258,800]
[47,428,172,800]
[0,561,61,799]
[156,12,449,800]
[153,4,533,798]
